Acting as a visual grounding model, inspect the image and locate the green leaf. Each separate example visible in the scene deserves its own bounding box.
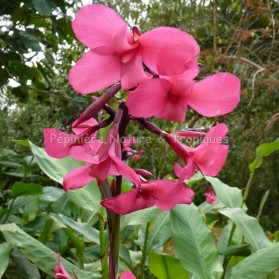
[149,252,189,279]
[67,181,101,212]
[0,223,98,278]
[29,141,84,184]
[249,139,279,173]
[32,0,55,16]
[228,243,279,279]
[205,177,242,208]
[121,207,161,230]
[11,182,43,198]
[170,204,223,279]
[220,208,271,252]
[0,243,11,277]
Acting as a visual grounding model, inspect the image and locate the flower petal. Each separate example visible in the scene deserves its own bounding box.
[72,4,127,49]
[139,27,200,76]
[126,78,171,118]
[101,188,155,215]
[72,118,98,135]
[121,49,150,90]
[120,271,136,279]
[69,51,121,94]
[44,129,75,159]
[201,123,228,146]
[187,73,241,117]
[69,142,101,164]
[112,24,135,53]
[63,165,94,191]
[153,180,194,210]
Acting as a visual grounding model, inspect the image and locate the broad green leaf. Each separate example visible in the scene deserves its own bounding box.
[50,213,99,243]
[29,141,83,184]
[12,139,30,147]
[67,181,101,212]
[171,204,223,279]
[205,177,242,208]
[228,243,279,279]
[220,208,271,252]
[11,182,43,198]
[121,207,161,230]
[39,186,64,203]
[249,139,279,173]
[146,211,172,252]
[0,243,11,277]
[149,252,189,279]
[0,223,98,278]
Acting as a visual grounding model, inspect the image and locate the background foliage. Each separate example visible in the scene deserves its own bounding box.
[0,0,278,230]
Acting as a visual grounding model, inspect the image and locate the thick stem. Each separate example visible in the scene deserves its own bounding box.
[99,207,108,279]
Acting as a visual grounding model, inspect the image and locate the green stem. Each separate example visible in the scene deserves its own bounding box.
[241,172,254,207]
[99,207,108,279]
[140,222,151,279]
[2,198,16,224]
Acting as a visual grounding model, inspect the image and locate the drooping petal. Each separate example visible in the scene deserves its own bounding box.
[44,128,75,159]
[121,49,150,90]
[111,156,141,187]
[201,123,228,147]
[139,27,200,76]
[90,159,112,182]
[101,188,155,215]
[126,78,171,118]
[153,180,194,210]
[72,118,98,135]
[119,271,136,279]
[52,253,72,279]
[187,73,241,117]
[69,51,121,94]
[194,145,229,176]
[63,165,94,191]
[72,4,127,49]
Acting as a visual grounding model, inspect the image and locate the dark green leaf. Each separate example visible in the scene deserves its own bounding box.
[11,182,43,198]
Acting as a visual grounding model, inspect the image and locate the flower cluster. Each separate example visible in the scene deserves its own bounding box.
[44,4,240,215]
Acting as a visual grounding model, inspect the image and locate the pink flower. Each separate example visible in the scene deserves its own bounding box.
[69,4,199,94]
[52,254,72,279]
[126,67,240,122]
[44,118,98,159]
[164,123,229,176]
[63,112,141,191]
[123,137,143,159]
[101,166,194,215]
[205,186,217,204]
[119,271,136,279]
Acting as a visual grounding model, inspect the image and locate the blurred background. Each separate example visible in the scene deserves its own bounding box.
[0,0,278,231]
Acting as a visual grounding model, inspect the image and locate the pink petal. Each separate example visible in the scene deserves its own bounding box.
[153,180,194,210]
[101,188,155,215]
[69,142,101,164]
[63,165,94,191]
[187,73,241,117]
[194,145,229,176]
[177,161,196,183]
[111,156,141,187]
[120,271,136,279]
[139,27,200,76]
[72,118,98,135]
[201,123,228,147]
[44,129,75,159]
[68,51,121,94]
[205,187,217,204]
[126,78,171,118]
[121,49,150,90]
[90,159,112,182]
[53,254,72,279]
[72,4,127,49]
[112,24,135,53]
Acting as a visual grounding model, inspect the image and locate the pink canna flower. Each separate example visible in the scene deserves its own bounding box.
[63,109,141,191]
[119,271,136,279]
[126,66,240,122]
[164,123,229,177]
[205,186,217,204]
[52,253,72,279]
[101,165,194,215]
[69,4,200,94]
[44,118,98,159]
